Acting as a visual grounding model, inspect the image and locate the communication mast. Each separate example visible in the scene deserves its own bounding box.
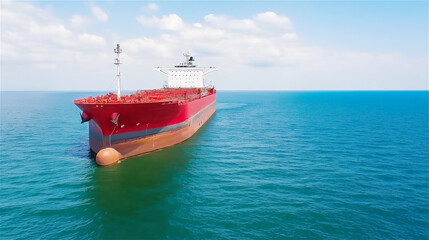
[114,44,122,99]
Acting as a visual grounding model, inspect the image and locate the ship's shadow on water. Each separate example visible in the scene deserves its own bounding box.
[87,144,194,239]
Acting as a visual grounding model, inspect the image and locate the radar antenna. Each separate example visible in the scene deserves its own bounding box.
[183,52,191,61]
[182,52,195,66]
[114,44,122,100]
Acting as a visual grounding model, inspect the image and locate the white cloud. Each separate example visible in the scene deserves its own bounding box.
[133,12,302,66]
[254,11,292,26]
[0,5,101,73]
[1,1,426,91]
[137,14,185,31]
[204,14,259,32]
[34,63,57,70]
[147,3,159,11]
[128,11,426,90]
[123,37,170,54]
[91,4,108,22]
[78,33,106,46]
[69,4,109,28]
[281,33,298,40]
[69,14,92,27]
[28,22,73,40]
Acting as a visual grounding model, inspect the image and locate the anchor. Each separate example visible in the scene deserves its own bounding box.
[111,112,120,125]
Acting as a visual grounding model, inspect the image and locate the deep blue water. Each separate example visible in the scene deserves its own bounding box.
[0,91,428,239]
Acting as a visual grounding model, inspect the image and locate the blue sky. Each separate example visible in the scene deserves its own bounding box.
[1,0,428,91]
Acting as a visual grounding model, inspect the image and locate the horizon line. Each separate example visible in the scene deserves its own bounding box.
[1,89,428,93]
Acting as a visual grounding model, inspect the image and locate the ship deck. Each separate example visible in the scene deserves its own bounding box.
[73,88,215,104]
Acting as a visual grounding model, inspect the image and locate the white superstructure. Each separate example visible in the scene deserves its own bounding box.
[153,53,217,88]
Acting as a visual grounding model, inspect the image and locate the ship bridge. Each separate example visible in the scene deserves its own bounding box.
[153,53,217,88]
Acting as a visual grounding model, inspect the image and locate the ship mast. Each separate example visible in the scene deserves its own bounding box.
[114,44,122,100]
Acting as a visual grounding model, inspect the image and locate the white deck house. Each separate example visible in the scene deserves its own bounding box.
[153,53,217,88]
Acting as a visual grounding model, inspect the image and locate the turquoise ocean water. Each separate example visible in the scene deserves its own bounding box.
[0,91,428,239]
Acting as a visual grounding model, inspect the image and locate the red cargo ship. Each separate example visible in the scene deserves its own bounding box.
[74,45,217,166]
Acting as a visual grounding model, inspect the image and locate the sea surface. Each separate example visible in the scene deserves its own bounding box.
[0,91,428,239]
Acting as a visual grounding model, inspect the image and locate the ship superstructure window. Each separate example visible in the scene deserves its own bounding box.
[166,69,205,88]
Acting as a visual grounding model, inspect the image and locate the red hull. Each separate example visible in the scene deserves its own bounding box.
[73,88,216,165]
